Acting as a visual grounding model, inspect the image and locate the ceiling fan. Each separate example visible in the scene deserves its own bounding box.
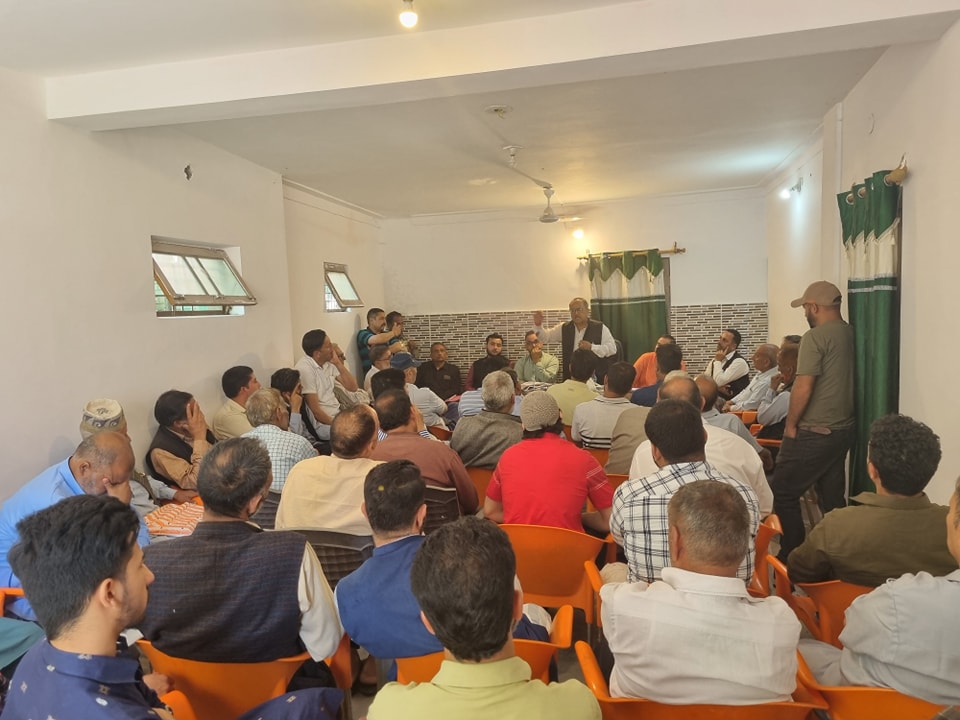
[539,187,582,224]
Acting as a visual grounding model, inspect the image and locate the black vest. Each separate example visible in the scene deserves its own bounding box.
[560,319,611,382]
[141,522,307,662]
[721,351,751,398]
[144,426,217,487]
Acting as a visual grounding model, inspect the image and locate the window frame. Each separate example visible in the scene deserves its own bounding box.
[323,262,363,310]
[152,239,257,315]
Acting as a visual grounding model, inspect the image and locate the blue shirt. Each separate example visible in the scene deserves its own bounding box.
[0,459,150,620]
[2,641,164,720]
[630,381,661,407]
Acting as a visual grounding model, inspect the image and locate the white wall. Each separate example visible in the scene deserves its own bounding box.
[381,188,766,315]
[283,184,386,377]
[0,66,294,499]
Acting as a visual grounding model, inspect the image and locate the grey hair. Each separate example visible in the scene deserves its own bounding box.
[245,388,285,427]
[663,370,690,383]
[74,432,125,469]
[668,481,749,568]
[482,371,516,412]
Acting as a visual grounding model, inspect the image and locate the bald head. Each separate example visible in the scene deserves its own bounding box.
[658,376,703,411]
[752,344,779,372]
[330,405,380,459]
[71,431,135,496]
[694,375,719,412]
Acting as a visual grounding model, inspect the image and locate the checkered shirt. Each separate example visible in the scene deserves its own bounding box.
[244,424,318,493]
[611,461,759,583]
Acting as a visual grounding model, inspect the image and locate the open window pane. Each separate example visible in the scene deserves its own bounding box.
[152,238,256,316]
[154,254,207,296]
[198,257,246,296]
[323,262,363,309]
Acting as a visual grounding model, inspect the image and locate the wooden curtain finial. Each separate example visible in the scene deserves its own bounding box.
[885,155,908,186]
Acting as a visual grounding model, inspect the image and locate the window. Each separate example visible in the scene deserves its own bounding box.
[152,239,256,317]
[323,262,363,311]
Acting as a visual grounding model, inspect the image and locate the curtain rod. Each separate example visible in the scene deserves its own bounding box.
[846,155,908,203]
[577,242,686,261]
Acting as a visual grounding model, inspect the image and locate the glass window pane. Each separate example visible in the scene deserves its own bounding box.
[327,271,360,302]
[154,253,206,295]
[198,257,246,297]
[185,256,216,294]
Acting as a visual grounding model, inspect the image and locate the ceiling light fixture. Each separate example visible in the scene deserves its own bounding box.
[780,177,803,200]
[399,0,418,28]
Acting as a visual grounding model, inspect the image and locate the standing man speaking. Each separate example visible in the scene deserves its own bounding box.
[532,297,617,383]
[773,281,854,560]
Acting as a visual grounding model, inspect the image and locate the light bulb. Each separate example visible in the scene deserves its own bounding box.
[779,188,791,200]
[399,1,418,28]
[572,228,585,240]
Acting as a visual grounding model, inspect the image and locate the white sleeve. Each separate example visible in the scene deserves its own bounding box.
[713,357,750,387]
[535,322,564,344]
[628,440,657,480]
[297,544,343,660]
[592,324,618,358]
[757,391,789,427]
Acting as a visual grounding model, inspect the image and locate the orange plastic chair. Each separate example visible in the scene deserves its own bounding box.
[769,554,819,637]
[160,690,198,720]
[427,424,452,441]
[584,560,605,628]
[750,423,763,436]
[747,514,782,598]
[500,524,604,630]
[756,437,782,450]
[585,446,610,467]
[397,605,574,684]
[466,466,494,503]
[576,641,826,719]
[795,653,941,720]
[795,579,872,648]
[606,473,629,491]
[741,410,758,426]
[0,586,24,606]
[137,640,310,720]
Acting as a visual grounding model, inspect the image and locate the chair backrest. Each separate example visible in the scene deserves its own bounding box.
[465,466,494,503]
[423,485,460,534]
[137,640,308,720]
[768,554,819,637]
[584,560,604,627]
[500,524,603,623]
[427,424,452,441]
[289,529,374,589]
[748,514,782,597]
[606,473,629,491]
[795,653,940,720]
[160,691,198,720]
[585,446,610,467]
[795,579,872,648]
[575,641,827,720]
[740,410,758,426]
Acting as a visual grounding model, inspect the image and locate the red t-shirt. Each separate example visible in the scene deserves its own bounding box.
[487,433,613,532]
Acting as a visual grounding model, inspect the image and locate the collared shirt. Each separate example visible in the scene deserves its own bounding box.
[294,355,341,432]
[571,396,634,449]
[547,380,598,426]
[276,455,382,535]
[705,351,750,388]
[450,410,523,469]
[837,570,960,705]
[211,397,253,441]
[515,352,560,383]
[368,655,601,720]
[702,408,763,452]
[757,385,790,427]
[243,423,318,492]
[4,641,165,719]
[628,423,772,516]
[0,459,150,620]
[729,367,779,411]
[406,383,448,429]
[611,461,759,583]
[535,321,617,359]
[601,567,800,704]
[787,492,957,586]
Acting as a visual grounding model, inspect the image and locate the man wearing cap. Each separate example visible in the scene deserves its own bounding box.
[393,351,449,429]
[484,391,613,534]
[773,280,854,560]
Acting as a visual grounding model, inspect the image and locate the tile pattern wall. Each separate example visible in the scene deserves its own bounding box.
[401,302,768,382]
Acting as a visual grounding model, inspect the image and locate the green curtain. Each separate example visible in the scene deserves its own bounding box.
[837,170,901,495]
[588,250,668,364]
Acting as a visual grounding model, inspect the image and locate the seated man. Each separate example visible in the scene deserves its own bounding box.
[140,437,342,663]
[788,413,956,586]
[485,392,612,535]
[5,496,173,720]
[572,361,636,449]
[295,328,359,441]
[276,405,383,535]
[335,461,547,677]
[799,473,960,705]
[629,376,773,517]
[450,370,523,469]
[367,516,600,720]
[696,375,773,472]
[631,342,683,407]
[604,481,800,704]
[364,344,393,394]
[722,344,780,412]
[416,342,462,401]
[515,331,559,384]
[392,351,449,428]
[243,388,318,529]
[631,334,685,388]
[704,328,751,401]
[370,389,479,515]
[605,405,652,475]
[357,307,402,376]
[211,365,261,440]
[145,390,216,489]
[464,333,510,391]
[270,367,313,441]
[610,399,760,583]
[547,348,599,423]
[0,431,150,620]
[755,342,798,441]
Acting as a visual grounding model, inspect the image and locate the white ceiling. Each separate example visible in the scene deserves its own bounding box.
[6,1,960,218]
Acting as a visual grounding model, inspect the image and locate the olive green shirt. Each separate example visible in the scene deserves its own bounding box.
[787,492,958,587]
[796,318,854,429]
[368,656,600,720]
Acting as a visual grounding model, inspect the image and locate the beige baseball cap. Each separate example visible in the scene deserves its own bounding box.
[790,281,842,308]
